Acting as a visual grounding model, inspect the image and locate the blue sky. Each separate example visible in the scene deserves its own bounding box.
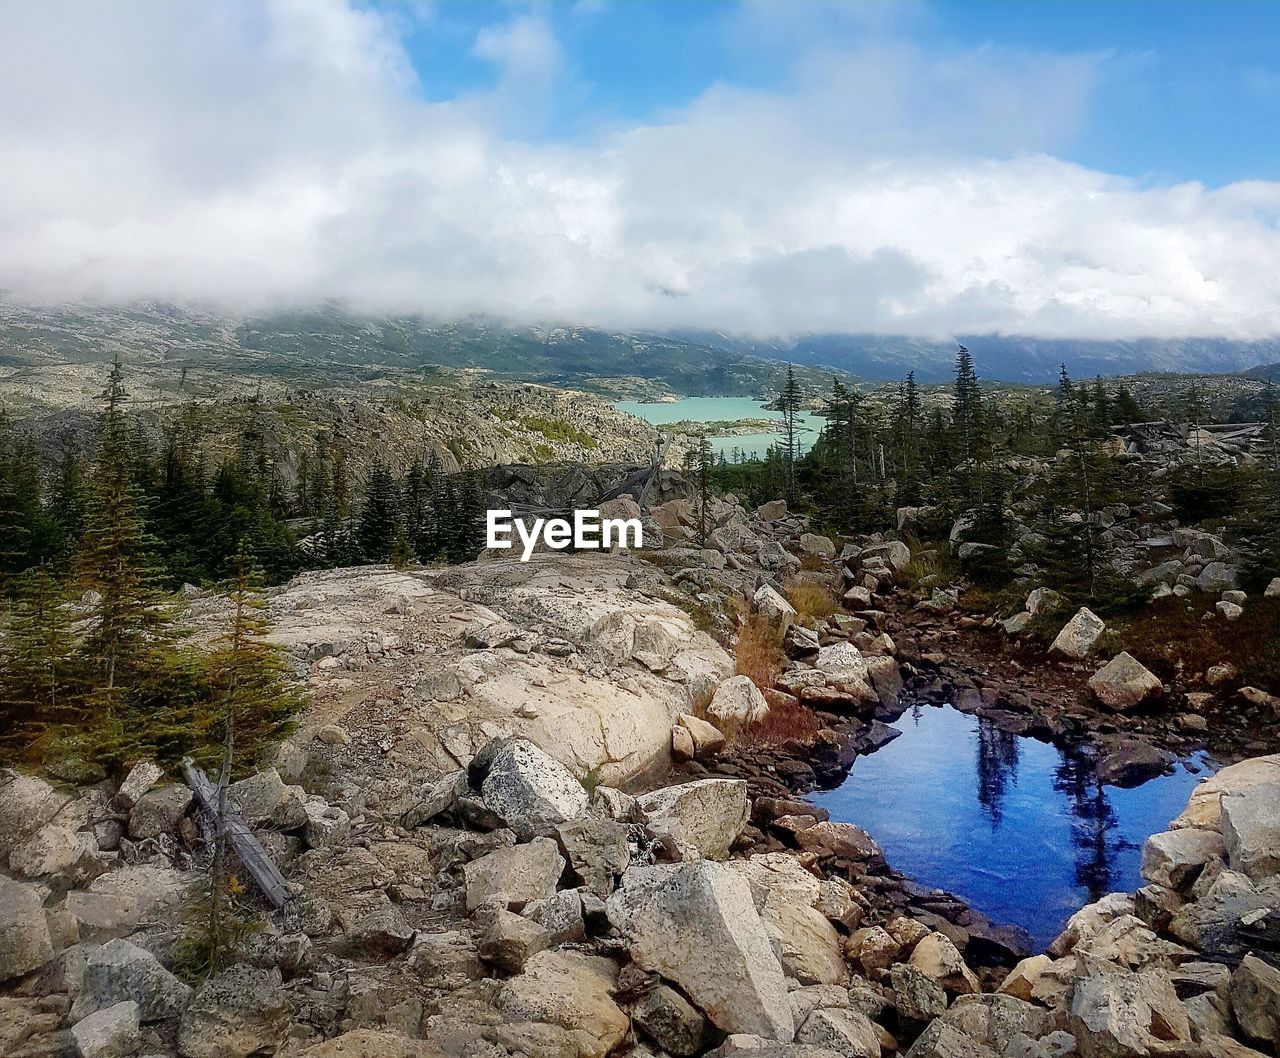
[3,0,1279,338]
[392,0,1280,186]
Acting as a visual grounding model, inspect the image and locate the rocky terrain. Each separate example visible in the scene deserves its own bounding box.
[3,475,1280,1058]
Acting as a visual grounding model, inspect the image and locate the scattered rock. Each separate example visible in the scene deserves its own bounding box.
[127,785,193,840]
[1048,607,1105,660]
[72,1001,141,1058]
[475,738,590,841]
[177,965,292,1058]
[1087,653,1163,712]
[76,938,192,1022]
[0,875,54,982]
[708,676,770,736]
[464,837,566,911]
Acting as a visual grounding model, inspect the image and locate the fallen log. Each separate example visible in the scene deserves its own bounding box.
[180,758,293,911]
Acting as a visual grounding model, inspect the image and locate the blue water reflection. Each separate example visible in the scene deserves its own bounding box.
[811,703,1215,950]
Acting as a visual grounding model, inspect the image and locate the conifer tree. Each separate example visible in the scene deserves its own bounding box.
[0,566,80,754]
[357,455,400,562]
[76,358,172,703]
[685,434,714,547]
[952,345,983,466]
[776,365,803,502]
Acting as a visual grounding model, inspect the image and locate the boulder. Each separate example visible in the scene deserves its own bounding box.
[476,739,590,841]
[903,1020,995,1057]
[1230,953,1280,1046]
[795,822,881,862]
[1172,754,1280,831]
[464,838,565,911]
[758,499,788,521]
[754,584,796,630]
[1221,782,1280,882]
[1265,577,1280,599]
[1140,829,1224,891]
[10,824,91,879]
[939,994,1051,1053]
[0,876,54,982]
[555,815,631,897]
[1088,653,1163,712]
[607,861,795,1042]
[847,926,899,974]
[71,1001,141,1058]
[908,932,980,995]
[796,1007,881,1058]
[798,534,837,560]
[729,854,844,985]
[1048,608,1105,660]
[113,762,164,812]
[128,785,193,840]
[177,965,291,1058]
[496,950,629,1058]
[636,779,749,861]
[1068,970,1190,1058]
[0,770,70,859]
[1196,562,1239,593]
[227,769,307,830]
[1025,587,1063,616]
[76,938,192,1022]
[633,983,708,1056]
[1217,601,1244,620]
[477,907,550,973]
[816,642,871,685]
[302,800,351,849]
[997,955,1052,1002]
[677,713,727,758]
[295,1030,442,1058]
[891,963,947,1023]
[707,676,770,736]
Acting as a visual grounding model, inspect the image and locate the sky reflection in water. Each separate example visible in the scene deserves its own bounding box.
[812,703,1215,950]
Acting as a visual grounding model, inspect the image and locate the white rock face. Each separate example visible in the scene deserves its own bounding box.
[1087,652,1163,712]
[1049,607,1106,660]
[636,779,749,861]
[607,861,796,1042]
[478,738,590,841]
[707,675,770,737]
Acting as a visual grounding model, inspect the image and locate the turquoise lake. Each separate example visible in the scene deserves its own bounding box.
[615,397,825,460]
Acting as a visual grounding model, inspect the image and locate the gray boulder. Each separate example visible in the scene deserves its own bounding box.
[707,675,770,736]
[113,762,164,812]
[754,584,796,630]
[1230,953,1280,1046]
[796,1007,880,1057]
[633,983,708,1056]
[1196,562,1239,593]
[128,785,193,840]
[607,861,795,1042]
[1220,782,1280,882]
[0,770,70,859]
[0,875,54,982]
[75,939,192,1022]
[476,738,590,840]
[891,963,948,1024]
[635,779,749,861]
[71,1001,142,1058]
[227,769,307,830]
[1049,607,1105,660]
[1068,969,1190,1058]
[463,837,565,911]
[177,965,291,1058]
[1140,829,1224,891]
[1087,653,1163,712]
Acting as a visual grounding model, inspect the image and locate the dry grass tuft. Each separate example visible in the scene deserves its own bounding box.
[733,610,786,695]
[783,578,840,624]
[750,690,823,744]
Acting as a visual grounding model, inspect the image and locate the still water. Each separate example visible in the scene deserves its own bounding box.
[615,397,825,460]
[812,704,1215,950]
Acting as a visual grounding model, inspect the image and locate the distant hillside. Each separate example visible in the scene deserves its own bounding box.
[681,331,1280,383]
[1,300,1276,394]
[1243,362,1280,382]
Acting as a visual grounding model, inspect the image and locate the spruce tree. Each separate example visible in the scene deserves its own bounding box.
[776,365,803,502]
[685,434,714,547]
[76,358,172,704]
[952,345,983,466]
[357,456,400,562]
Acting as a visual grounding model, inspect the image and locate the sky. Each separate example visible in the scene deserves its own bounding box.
[1,0,1279,340]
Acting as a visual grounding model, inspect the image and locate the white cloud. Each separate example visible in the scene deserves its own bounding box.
[0,0,1278,340]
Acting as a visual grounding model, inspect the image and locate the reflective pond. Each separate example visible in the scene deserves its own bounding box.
[811,703,1215,950]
